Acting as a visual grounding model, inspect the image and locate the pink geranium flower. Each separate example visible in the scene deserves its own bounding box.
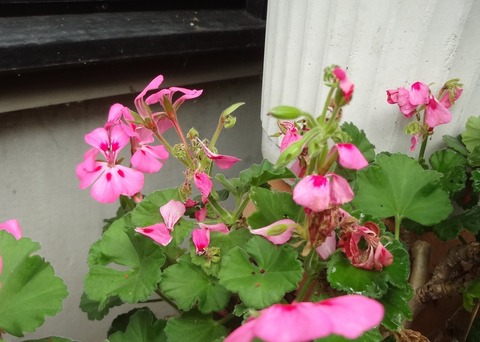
[338,222,393,270]
[333,67,354,103]
[134,75,165,119]
[249,219,296,245]
[280,122,301,152]
[333,143,368,170]
[225,295,384,342]
[293,173,354,212]
[135,200,186,245]
[425,95,452,128]
[76,125,144,203]
[192,223,229,254]
[130,128,169,173]
[146,86,203,112]
[0,219,22,240]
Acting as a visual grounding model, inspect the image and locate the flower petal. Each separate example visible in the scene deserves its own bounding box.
[327,173,354,206]
[293,175,331,212]
[160,200,186,230]
[192,228,210,254]
[425,96,451,127]
[135,223,172,246]
[249,219,295,245]
[198,222,229,234]
[335,143,368,170]
[198,140,241,169]
[0,219,22,240]
[317,295,384,339]
[194,172,213,197]
[316,231,336,260]
[409,81,430,105]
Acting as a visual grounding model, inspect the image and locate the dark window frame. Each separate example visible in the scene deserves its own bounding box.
[0,0,267,74]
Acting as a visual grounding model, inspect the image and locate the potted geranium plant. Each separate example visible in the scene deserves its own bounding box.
[0,65,478,341]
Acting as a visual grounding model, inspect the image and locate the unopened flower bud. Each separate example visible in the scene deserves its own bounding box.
[404,121,422,135]
[187,127,199,140]
[269,105,302,120]
[223,115,236,129]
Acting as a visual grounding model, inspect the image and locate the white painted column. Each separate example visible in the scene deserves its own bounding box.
[261,0,480,162]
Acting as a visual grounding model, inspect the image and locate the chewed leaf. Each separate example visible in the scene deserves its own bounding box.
[353,153,452,226]
[0,231,68,337]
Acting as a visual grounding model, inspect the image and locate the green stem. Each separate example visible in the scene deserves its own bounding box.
[216,313,235,325]
[171,116,195,167]
[395,215,402,240]
[155,289,181,313]
[318,83,337,124]
[208,196,235,225]
[232,194,251,224]
[210,114,225,149]
[296,272,316,302]
[417,133,429,163]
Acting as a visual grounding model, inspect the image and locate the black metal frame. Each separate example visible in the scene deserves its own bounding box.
[0,0,267,74]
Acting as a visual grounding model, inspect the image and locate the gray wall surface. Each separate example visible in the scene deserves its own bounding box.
[0,75,263,341]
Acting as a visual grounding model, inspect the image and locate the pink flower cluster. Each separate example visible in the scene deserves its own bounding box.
[387,80,462,150]
[76,75,240,205]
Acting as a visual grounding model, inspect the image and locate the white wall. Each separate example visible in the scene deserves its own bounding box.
[261,0,480,162]
[0,73,263,341]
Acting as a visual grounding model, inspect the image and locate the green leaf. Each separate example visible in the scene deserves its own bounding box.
[190,229,252,277]
[218,236,303,309]
[131,189,194,246]
[462,115,480,153]
[468,145,480,167]
[473,170,480,193]
[429,149,467,194]
[432,206,480,240]
[108,308,166,342]
[353,153,453,226]
[463,278,480,311]
[164,311,227,342]
[341,122,376,162]
[327,252,388,298]
[380,284,413,331]
[160,255,230,313]
[216,160,295,200]
[314,328,382,341]
[247,186,304,229]
[79,292,123,321]
[443,134,469,156]
[382,235,410,288]
[0,231,68,337]
[84,215,165,306]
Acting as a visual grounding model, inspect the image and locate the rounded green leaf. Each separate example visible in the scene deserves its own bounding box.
[160,255,230,313]
[84,215,165,306]
[108,308,166,342]
[165,312,227,342]
[0,231,68,337]
[218,236,303,309]
[462,115,480,153]
[327,252,389,298]
[353,153,453,225]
